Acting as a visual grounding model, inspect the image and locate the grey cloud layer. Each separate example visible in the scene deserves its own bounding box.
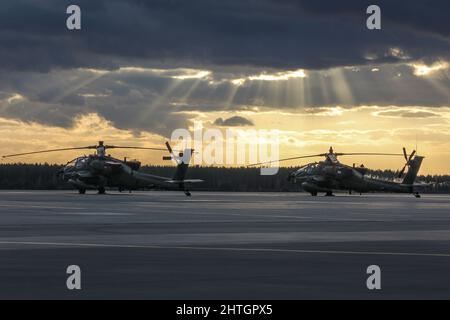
[213,116,254,127]
[0,0,449,71]
[1,64,448,137]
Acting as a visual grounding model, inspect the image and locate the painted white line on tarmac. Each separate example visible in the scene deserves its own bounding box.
[1,240,450,258]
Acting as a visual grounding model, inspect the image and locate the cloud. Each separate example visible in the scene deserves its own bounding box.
[213,116,254,127]
[292,0,450,40]
[0,0,449,72]
[0,1,449,139]
[0,69,192,137]
[374,109,442,119]
[0,62,449,137]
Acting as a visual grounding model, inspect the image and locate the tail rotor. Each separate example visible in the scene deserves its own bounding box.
[398,147,417,178]
[163,141,192,165]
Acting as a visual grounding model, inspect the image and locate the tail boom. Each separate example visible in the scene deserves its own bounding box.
[402,156,424,185]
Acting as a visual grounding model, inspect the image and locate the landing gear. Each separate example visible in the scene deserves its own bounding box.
[78,188,86,194]
[414,192,421,198]
[184,190,191,197]
[310,191,317,196]
[325,191,334,196]
[98,186,106,194]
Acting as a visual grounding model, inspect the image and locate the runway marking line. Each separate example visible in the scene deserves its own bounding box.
[1,241,450,258]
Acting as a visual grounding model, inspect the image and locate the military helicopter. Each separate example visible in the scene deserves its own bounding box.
[2,141,202,195]
[250,147,424,197]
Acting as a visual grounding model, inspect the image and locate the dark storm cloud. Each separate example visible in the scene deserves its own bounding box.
[213,116,254,127]
[290,0,450,39]
[0,0,449,72]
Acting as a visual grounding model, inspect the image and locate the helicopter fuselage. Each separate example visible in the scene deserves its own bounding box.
[288,158,422,196]
[59,155,177,192]
[2,140,200,195]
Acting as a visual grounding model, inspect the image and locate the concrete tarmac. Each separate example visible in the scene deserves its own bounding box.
[0,190,450,299]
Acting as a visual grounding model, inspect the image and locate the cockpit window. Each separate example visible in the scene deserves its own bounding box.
[295,163,319,175]
[295,165,308,175]
[73,157,88,169]
[66,159,77,168]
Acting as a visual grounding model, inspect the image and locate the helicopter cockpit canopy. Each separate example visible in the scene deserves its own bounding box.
[294,163,320,176]
[66,157,88,170]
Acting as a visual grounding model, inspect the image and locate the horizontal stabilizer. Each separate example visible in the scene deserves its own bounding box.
[166,179,203,184]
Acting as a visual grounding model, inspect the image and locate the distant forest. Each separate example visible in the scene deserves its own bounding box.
[0,163,449,193]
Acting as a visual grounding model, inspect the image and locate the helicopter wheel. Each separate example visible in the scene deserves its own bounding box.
[325,191,334,196]
[310,191,317,196]
[78,188,86,195]
[98,187,106,195]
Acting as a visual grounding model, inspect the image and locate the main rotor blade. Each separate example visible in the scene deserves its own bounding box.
[335,153,405,156]
[247,154,326,167]
[403,147,408,161]
[105,146,168,152]
[2,146,96,159]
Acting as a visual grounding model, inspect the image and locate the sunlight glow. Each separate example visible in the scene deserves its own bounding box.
[6,93,24,104]
[248,69,307,81]
[410,61,449,76]
[172,70,211,80]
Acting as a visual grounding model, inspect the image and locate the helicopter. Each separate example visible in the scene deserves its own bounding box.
[2,141,202,195]
[250,147,424,197]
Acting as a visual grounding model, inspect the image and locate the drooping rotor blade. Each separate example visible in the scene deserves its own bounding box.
[247,154,326,167]
[2,146,96,159]
[248,151,408,167]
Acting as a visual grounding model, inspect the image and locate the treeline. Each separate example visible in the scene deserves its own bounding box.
[0,163,449,193]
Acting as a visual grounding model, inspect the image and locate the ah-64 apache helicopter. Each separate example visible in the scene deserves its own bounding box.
[250,147,424,197]
[2,141,202,195]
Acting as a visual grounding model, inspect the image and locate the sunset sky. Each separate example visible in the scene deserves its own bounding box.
[0,1,449,174]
